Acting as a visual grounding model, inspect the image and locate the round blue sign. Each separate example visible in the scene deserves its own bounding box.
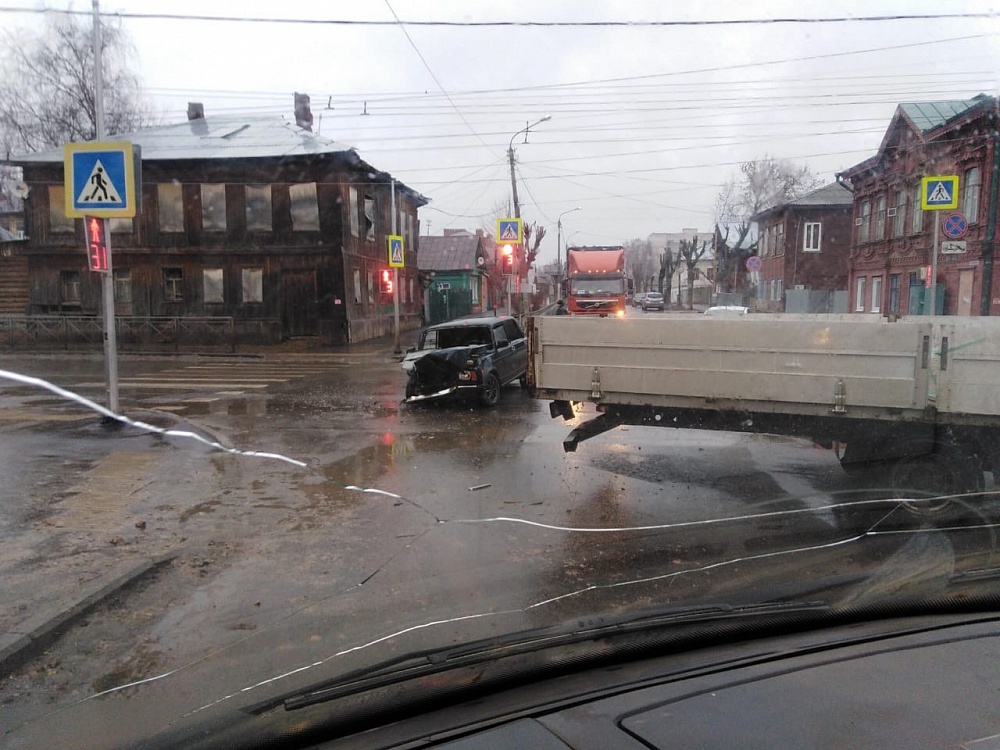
[942,212,968,239]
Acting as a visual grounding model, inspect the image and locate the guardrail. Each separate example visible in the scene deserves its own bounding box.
[0,316,248,352]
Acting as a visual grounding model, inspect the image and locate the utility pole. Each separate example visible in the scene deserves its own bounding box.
[391,179,400,354]
[92,0,120,416]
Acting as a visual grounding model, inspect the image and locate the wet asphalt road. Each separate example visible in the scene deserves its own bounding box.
[2,342,994,747]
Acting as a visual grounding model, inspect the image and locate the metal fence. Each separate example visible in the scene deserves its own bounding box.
[0,316,250,352]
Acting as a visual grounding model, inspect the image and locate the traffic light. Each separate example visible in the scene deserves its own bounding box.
[381,268,393,294]
[502,243,514,272]
[85,216,109,272]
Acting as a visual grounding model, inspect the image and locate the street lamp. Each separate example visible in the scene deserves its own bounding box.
[556,207,581,298]
[507,115,552,219]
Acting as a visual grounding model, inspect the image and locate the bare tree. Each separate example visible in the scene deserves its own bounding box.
[521,221,546,271]
[0,12,155,157]
[658,245,680,300]
[678,235,710,309]
[714,155,820,293]
[624,238,653,293]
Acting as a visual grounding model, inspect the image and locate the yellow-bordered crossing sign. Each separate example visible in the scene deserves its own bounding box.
[388,235,405,268]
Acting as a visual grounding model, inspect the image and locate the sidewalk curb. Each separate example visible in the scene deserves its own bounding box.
[0,554,176,677]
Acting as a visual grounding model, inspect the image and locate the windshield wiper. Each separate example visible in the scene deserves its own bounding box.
[264,600,827,714]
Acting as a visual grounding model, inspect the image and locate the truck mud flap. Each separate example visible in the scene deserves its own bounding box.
[563,412,623,453]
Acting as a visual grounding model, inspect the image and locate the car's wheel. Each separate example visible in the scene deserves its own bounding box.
[518,374,529,388]
[480,372,501,407]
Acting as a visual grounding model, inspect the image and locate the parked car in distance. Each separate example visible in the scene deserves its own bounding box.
[632,292,647,308]
[403,316,528,407]
[641,292,665,311]
[704,305,751,317]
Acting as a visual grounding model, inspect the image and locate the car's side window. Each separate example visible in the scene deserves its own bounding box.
[493,325,509,349]
[503,319,523,342]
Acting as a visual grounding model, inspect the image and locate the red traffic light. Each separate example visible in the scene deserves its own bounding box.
[381,268,394,294]
[502,243,515,271]
[86,216,109,272]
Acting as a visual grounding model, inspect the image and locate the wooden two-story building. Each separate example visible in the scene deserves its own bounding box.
[840,94,999,316]
[750,182,854,312]
[7,109,428,344]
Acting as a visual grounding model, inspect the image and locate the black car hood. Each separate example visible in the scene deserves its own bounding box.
[412,345,489,377]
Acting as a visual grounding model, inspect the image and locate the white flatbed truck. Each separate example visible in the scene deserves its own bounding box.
[527,313,1000,495]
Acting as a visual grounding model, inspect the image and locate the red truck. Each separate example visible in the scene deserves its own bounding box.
[565,246,626,317]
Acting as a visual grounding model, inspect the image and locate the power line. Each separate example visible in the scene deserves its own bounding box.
[1,6,995,26]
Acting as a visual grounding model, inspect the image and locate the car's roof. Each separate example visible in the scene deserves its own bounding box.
[425,316,516,331]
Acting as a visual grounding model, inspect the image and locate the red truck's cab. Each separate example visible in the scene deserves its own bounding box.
[566,246,627,317]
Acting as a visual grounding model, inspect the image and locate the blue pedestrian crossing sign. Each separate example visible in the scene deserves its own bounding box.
[64,141,136,218]
[921,175,959,211]
[497,218,523,244]
[387,235,405,268]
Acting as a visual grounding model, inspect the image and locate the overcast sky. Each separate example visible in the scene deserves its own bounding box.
[4,1,1000,262]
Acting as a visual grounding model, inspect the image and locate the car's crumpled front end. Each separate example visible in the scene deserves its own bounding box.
[404,345,487,403]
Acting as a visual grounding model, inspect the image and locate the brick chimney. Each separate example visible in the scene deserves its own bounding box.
[187,102,204,120]
[294,93,313,131]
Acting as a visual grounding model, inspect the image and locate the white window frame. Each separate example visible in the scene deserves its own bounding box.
[964,166,982,224]
[893,190,906,237]
[859,201,871,243]
[874,195,886,240]
[164,267,184,302]
[910,186,923,234]
[870,276,883,314]
[364,194,376,242]
[803,222,821,252]
[367,270,374,304]
[353,269,362,304]
[113,268,131,302]
[60,270,81,303]
[855,276,867,312]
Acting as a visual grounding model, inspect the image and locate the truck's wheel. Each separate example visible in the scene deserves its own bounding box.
[890,446,983,513]
[480,372,501,407]
[518,374,529,388]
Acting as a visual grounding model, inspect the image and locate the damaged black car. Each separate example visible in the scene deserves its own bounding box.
[403,317,528,407]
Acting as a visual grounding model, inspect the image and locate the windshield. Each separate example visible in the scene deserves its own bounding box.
[2,3,1000,748]
[571,278,625,295]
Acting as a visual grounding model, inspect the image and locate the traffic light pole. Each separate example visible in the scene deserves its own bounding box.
[391,179,400,354]
[92,0,120,415]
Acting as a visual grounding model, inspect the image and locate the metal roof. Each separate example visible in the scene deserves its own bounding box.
[10,115,356,163]
[788,181,853,207]
[899,97,986,134]
[418,234,484,272]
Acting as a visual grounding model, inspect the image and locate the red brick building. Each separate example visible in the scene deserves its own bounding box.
[750,182,854,311]
[840,95,999,316]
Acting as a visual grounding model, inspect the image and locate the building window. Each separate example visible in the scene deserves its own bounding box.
[910,186,923,234]
[203,268,224,303]
[353,269,362,304]
[245,185,272,231]
[349,187,359,238]
[855,276,866,312]
[364,194,376,241]
[888,273,901,314]
[874,195,887,240]
[242,268,263,303]
[409,278,415,308]
[289,183,320,231]
[471,276,480,304]
[110,217,133,234]
[859,201,871,243]
[201,184,227,231]
[164,267,184,301]
[48,186,74,233]
[113,269,132,302]
[892,189,906,237]
[870,276,883,314]
[60,271,81,304]
[803,222,821,252]
[964,166,982,223]
[158,183,184,233]
[367,271,374,304]
[775,222,784,254]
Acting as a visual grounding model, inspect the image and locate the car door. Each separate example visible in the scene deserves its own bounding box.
[502,319,528,378]
[491,323,514,384]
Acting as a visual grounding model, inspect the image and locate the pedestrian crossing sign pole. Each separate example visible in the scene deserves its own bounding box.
[921,175,960,317]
